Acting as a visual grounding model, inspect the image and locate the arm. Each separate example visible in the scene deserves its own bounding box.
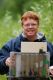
[0,40,13,74]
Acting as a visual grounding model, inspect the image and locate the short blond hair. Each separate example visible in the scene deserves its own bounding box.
[21,11,39,25]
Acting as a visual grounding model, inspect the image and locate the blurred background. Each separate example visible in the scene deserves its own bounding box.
[0,0,53,80]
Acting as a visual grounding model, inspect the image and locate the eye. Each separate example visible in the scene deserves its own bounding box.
[24,23,37,27]
[26,24,30,26]
[24,24,30,27]
[31,23,36,26]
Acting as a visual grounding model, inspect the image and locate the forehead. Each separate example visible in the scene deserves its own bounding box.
[23,18,38,24]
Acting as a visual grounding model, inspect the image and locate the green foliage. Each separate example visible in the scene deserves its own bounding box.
[0,75,7,80]
[0,15,22,47]
[0,0,53,44]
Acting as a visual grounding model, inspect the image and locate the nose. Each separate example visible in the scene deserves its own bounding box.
[29,24,33,28]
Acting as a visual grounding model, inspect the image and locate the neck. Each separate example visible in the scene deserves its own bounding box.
[26,36,36,41]
[22,32,37,41]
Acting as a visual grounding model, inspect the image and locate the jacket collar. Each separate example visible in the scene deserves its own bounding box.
[22,32,44,40]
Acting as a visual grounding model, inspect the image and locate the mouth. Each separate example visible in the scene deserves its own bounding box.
[27,29,35,32]
[27,30,35,35]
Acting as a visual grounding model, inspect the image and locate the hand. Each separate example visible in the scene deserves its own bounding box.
[49,66,53,77]
[5,53,16,67]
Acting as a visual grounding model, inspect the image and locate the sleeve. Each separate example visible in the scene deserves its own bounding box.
[0,40,13,74]
[47,42,53,66]
[50,43,53,66]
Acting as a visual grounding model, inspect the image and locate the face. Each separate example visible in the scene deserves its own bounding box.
[22,18,39,39]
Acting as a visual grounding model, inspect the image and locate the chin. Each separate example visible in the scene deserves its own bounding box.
[27,34,35,37]
[27,33,35,36]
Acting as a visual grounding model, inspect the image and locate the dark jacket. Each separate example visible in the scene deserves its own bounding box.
[0,32,53,74]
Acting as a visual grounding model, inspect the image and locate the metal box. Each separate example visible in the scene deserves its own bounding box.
[8,51,50,80]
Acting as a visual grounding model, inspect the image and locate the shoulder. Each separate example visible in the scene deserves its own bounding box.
[7,34,22,44]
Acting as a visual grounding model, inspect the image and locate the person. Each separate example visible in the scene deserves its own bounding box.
[0,11,53,76]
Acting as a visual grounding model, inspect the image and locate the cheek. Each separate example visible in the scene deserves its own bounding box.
[22,27,27,33]
[35,28,38,31]
[34,28,39,34]
[35,27,39,31]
